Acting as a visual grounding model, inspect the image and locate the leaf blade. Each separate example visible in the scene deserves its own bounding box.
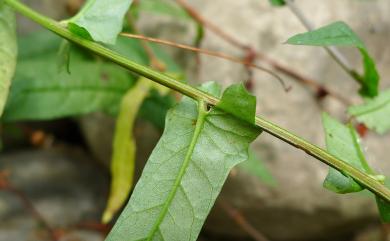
[67,0,133,44]
[3,59,134,121]
[105,82,262,241]
[322,113,368,193]
[286,21,379,97]
[0,3,17,116]
[348,89,390,134]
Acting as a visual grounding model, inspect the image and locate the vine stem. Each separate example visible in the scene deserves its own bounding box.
[5,0,390,202]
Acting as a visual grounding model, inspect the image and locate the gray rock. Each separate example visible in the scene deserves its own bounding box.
[0,147,108,241]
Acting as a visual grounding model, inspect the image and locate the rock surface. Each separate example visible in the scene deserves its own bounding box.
[0,147,109,241]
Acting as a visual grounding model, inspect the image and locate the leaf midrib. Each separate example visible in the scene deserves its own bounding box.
[352,98,390,117]
[146,100,207,240]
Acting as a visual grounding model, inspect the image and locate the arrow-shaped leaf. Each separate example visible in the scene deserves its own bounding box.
[0,3,17,117]
[348,89,390,134]
[322,113,370,193]
[322,113,390,222]
[105,82,262,241]
[286,21,379,98]
[238,149,276,186]
[67,0,134,44]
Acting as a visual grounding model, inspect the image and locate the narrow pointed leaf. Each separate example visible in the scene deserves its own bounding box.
[238,149,276,186]
[67,0,133,44]
[286,21,379,97]
[3,59,134,121]
[376,196,390,222]
[105,82,262,241]
[322,113,372,193]
[103,77,151,223]
[348,89,390,134]
[0,3,17,116]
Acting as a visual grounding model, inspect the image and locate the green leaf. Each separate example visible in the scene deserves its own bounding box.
[216,83,257,124]
[348,89,390,134]
[139,89,176,129]
[2,59,134,121]
[376,179,390,222]
[286,21,379,97]
[321,113,373,193]
[238,149,276,186]
[0,3,17,117]
[67,0,134,44]
[17,30,60,59]
[269,0,286,6]
[105,82,262,241]
[102,77,152,224]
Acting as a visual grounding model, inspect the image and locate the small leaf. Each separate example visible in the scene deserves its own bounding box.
[321,113,373,193]
[238,149,276,186]
[216,83,257,124]
[286,21,379,97]
[102,77,151,223]
[67,0,134,44]
[3,59,134,121]
[348,89,390,134]
[269,0,286,6]
[0,3,17,116]
[105,81,261,241]
[112,36,183,74]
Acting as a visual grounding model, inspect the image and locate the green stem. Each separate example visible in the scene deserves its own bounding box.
[5,0,390,202]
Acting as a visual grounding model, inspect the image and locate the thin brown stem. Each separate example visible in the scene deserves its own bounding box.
[175,0,351,105]
[284,0,356,78]
[257,53,352,105]
[126,14,166,71]
[219,200,270,241]
[175,0,250,50]
[0,171,58,241]
[119,32,290,91]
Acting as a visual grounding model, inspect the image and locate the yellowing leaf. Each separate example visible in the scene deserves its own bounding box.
[102,77,151,223]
